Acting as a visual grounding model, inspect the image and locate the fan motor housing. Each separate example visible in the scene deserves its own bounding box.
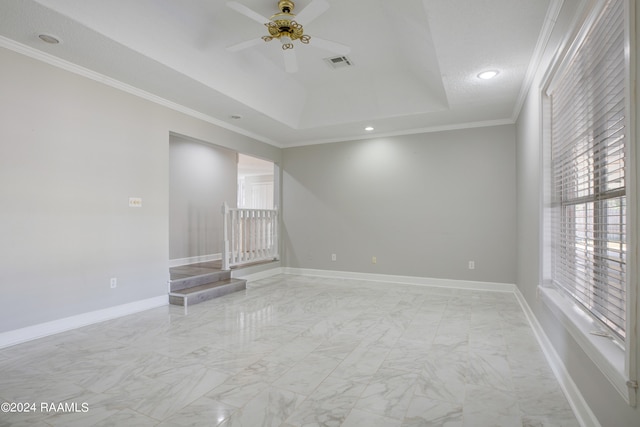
[267,20,304,40]
[265,0,310,48]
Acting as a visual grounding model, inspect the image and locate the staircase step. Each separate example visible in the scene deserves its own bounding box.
[169,278,246,307]
[169,270,231,292]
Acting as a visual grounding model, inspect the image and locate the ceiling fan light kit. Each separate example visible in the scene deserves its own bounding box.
[227,0,349,72]
[263,1,310,50]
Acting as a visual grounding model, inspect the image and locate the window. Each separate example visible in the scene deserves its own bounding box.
[549,0,627,341]
[541,0,637,405]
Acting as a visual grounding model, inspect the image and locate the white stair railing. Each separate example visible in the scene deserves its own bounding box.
[222,202,279,270]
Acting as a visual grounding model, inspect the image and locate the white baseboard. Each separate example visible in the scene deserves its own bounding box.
[169,253,221,267]
[0,295,168,349]
[236,267,284,283]
[282,267,517,293]
[514,289,600,427]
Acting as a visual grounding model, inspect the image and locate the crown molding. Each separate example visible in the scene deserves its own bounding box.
[0,36,283,149]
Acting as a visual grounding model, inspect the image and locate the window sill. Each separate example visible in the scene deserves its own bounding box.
[538,285,634,405]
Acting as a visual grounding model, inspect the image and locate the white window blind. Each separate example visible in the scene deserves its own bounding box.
[550,0,627,340]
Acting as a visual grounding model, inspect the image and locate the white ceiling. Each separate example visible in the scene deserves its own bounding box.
[0,0,553,148]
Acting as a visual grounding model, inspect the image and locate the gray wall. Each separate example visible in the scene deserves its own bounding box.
[0,46,280,333]
[169,136,237,260]
[282,126,517,284]
[515,0,640,425]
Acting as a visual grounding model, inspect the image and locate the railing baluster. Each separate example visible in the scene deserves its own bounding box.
[221,203,279,269]
[264,211,268,257]
[267,211,271,255]
[274,208,278,260]
[258,210,264,259]
[252,210,257,260]
[249,210,252,260]
[222,202,229,270]
[233,210,238,264]
[240,209,244,263]
[264,211,268,258]
[269,211,273,255]
[244,210,249,262]
[246,210,250,262]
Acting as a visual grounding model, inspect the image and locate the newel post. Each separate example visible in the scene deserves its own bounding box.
[222,202,230,270]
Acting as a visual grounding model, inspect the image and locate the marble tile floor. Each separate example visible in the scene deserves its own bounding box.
[0,274,579,427]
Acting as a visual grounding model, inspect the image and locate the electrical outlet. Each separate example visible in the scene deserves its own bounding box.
[372,256,377,264]
[331,253,337,261]
[468,261,475,270]
[110,278,117,288]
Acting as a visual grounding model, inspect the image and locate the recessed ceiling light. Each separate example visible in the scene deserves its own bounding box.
[365,126,374,131]
[38,34,61,44]
[477,70,499,80]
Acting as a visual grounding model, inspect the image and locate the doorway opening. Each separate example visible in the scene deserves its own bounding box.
[237,153,275,210]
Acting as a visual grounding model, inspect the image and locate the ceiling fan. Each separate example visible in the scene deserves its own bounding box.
[226,0,350,73]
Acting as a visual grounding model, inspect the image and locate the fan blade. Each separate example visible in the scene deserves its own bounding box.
[295,0,330,26]
[226,1,270,24]
[283,49,298,73]
[227,38,264,52]
[308,37,351,55]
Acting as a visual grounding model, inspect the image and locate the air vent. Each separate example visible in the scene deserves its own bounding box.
[324,55,354,69]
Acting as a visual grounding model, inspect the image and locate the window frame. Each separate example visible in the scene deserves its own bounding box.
[539,0,637,406]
